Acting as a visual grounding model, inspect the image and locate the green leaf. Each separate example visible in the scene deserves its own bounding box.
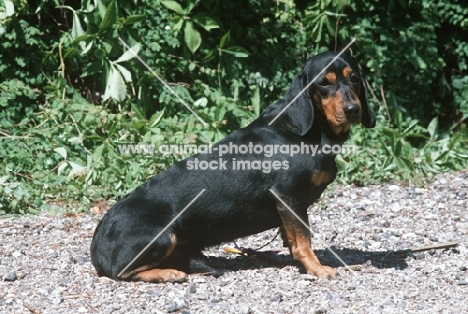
[172,16,184,32]
[54,147,67,159]
[148,109,166,128]
[0,176,8,185]
[193,13,219,31]
[221,46,249,58]
[57,162,68,176]
[194,97,208,107]
[323,16,335,35]
[100,0,117,30]
[71,12,85,39]
[72,34,95,44]
[94,48,106,58]
[103,65,127,101]
[3,0,15,17]
[204,49,217,62]
[115,43,140,63]
[219,31,230,49]
[122,14,146,25]
[185,0,198,13]
[200,130,215,142]
[184,21,202,53]
[67,161,87,178]
[115,64,132,83]
[427,117,439,141]
[401,119,420,135]
[92,144,105,163]
[250,86,261,117]
[161,0,186,15]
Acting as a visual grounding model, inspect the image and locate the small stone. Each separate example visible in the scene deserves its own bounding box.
[270,292,283,302]
[388,185,400,191]
[147,290,160,297]
[393,230,403,237]
[12,251,22,258]
[392,203,401,212]
[413,253,425,260]
[4,272,17,282]
[187,284,196,294]
[401,232,416,240]
[72,256,87,265]
[236,305,250,314]
[433,264,446,272]
[167,298,189,312]
[425,214,439,220]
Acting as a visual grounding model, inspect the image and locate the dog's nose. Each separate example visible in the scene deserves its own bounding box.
[343,103,361,121]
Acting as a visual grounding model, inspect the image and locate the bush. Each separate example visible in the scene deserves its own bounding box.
[0,0,466,214]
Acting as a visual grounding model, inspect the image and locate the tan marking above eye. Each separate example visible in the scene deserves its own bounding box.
[342,67,352,79]
[324,72,336,84]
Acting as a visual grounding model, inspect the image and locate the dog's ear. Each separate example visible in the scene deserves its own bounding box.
[282,70,314,136]
[358,66,376,128]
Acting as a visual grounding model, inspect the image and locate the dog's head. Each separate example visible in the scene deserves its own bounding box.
[283,51,376,136]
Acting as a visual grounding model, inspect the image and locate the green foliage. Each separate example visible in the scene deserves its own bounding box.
[337,114,468,185]
[161,0,219,53]
[0,0,467,214]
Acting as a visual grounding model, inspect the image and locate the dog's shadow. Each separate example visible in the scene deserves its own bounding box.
[199,246,409,276]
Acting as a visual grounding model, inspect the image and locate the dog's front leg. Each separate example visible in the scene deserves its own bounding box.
[274,198,338,279]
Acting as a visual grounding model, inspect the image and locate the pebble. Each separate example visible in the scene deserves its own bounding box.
[4,272,17,282]
[72,255,88,265]
[167,298,189,312]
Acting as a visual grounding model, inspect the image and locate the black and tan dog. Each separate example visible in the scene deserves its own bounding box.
[90,51,376,282]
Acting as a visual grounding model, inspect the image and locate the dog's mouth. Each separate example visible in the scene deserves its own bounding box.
[342,115,362,124]
[335,112,361,125]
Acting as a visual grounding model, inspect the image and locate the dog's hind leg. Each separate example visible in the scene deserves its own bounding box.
[119,233,188,283]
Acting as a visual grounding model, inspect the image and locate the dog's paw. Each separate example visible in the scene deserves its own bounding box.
[310,265,338,280]
[163,269,188,283]
[133,268,187,283]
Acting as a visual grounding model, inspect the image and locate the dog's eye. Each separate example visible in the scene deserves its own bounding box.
[351,75,359,84]
[318,80,330,87]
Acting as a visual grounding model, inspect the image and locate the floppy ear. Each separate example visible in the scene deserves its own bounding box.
[283,70,314,136]
[358,67,376,128]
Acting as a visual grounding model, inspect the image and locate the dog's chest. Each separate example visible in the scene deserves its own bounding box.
[310,170,333,187]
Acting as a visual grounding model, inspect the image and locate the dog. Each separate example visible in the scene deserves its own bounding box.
[90,51,376,282]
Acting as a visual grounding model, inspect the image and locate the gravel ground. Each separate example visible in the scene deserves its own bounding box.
[1,171,467,313]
